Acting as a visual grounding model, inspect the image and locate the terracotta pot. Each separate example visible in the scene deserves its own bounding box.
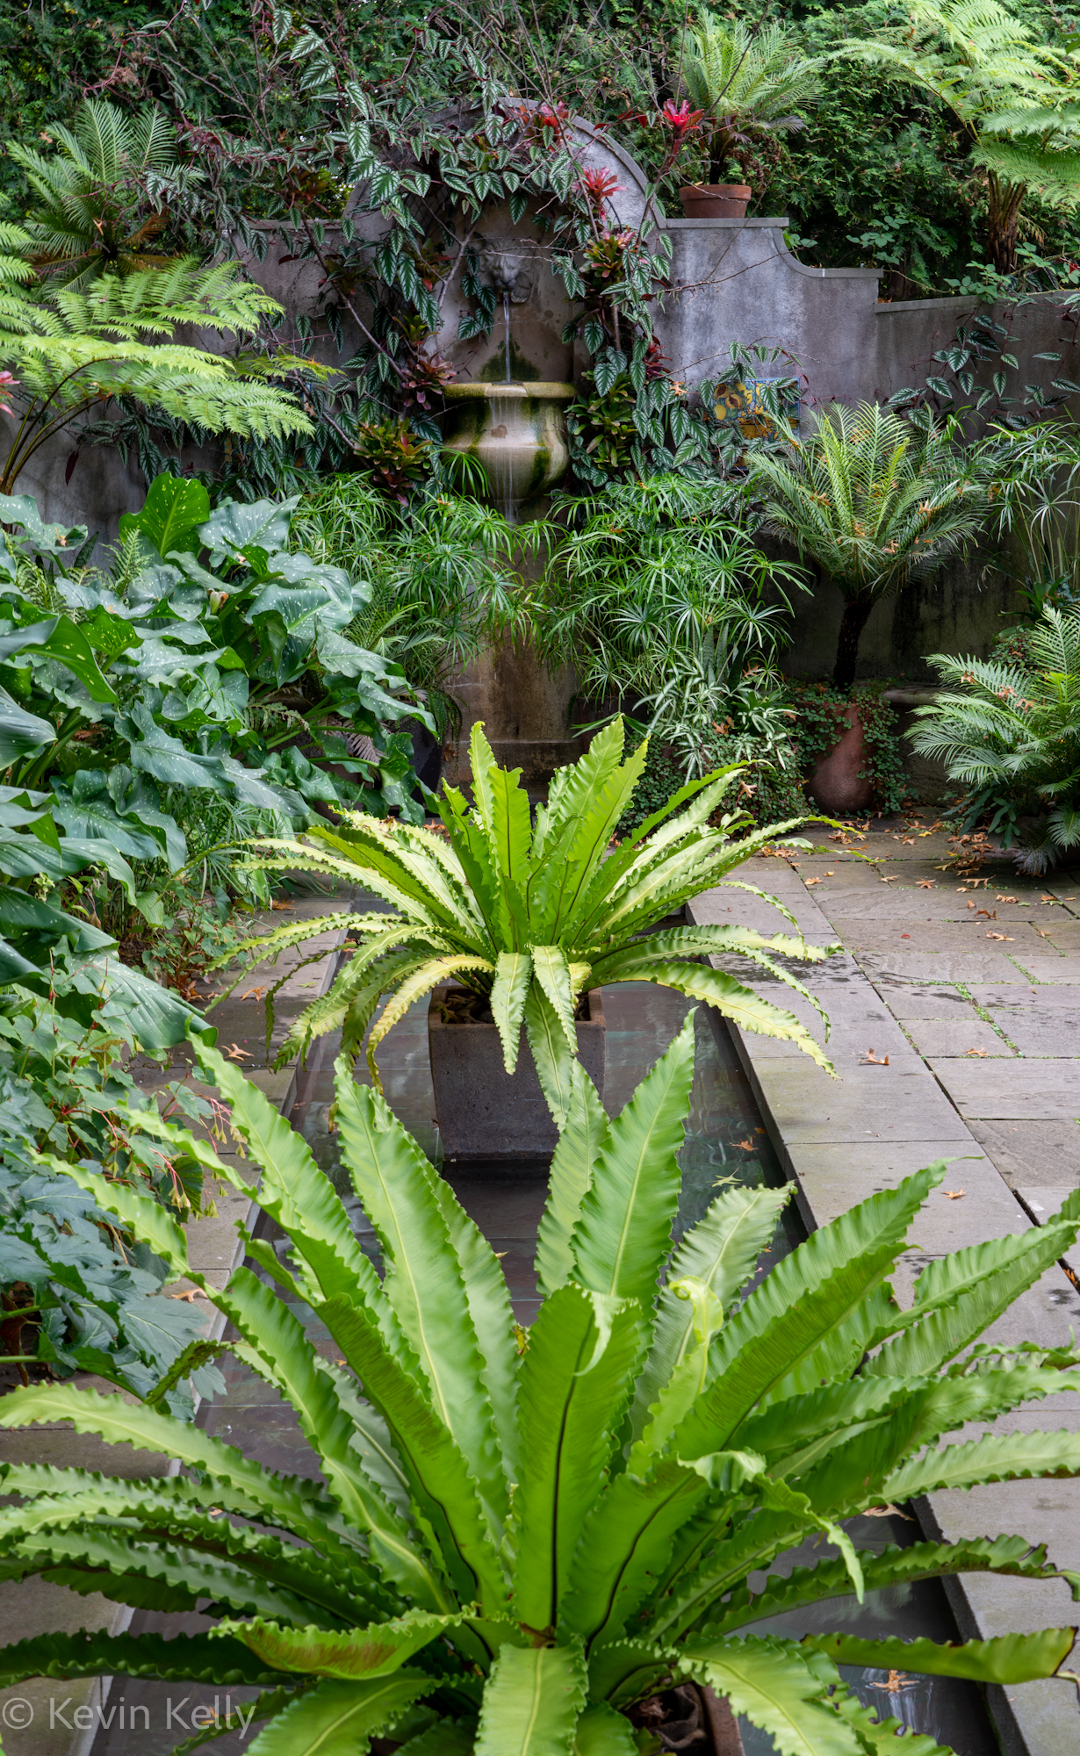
[679,183,751,219]
[806,702,873,815]
[428,985,606,1161]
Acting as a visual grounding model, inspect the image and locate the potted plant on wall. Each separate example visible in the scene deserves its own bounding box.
[676,17,823,219]
[749,403,988,814]
[222,718,839,1159]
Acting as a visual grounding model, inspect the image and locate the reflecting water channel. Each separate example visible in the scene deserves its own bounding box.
[90,986,997,1755]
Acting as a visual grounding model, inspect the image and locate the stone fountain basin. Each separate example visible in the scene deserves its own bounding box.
[441,381,576,510]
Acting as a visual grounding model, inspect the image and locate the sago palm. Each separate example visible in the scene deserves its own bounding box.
[749,403,988,691]
[1,1032,1079,1756]
[221,716,840,1100]
[835,0,1080,273]
[911,603,1080,871]
[9,99,197,289]
[679,16,823,186]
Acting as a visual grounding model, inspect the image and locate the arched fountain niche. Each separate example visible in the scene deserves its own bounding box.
[428,128,655,785]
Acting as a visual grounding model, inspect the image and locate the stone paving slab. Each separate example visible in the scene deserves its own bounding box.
[966,1121,1080,1190]
[692,846,1080,1756]
[901,1019,1014,1057]
[858,950,1037,983]
[968,1007,1080,1058]
[823,920,1042,955]
[926,1059,1080,1120]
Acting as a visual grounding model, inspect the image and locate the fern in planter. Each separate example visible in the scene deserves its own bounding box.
[219,717,841,1098]
[1,1032,1079,1754]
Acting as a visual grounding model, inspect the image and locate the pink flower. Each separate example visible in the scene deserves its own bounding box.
[0,370,17,416]
[660,99,704,139]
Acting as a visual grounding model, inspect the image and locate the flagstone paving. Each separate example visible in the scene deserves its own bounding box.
[690,818,1080,1756]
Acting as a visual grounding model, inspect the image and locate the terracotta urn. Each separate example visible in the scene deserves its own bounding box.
[806,702,873,815]
[679,183,751,219]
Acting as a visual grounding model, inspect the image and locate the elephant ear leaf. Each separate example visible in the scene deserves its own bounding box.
[119,471,211,560]
[475,1641,587,1756]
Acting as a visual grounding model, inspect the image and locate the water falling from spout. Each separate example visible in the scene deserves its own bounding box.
[503,290,512,384]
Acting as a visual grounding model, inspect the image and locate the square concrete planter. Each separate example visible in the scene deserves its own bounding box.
[428,985,606,1160]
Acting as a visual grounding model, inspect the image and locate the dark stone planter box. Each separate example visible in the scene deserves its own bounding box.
[428,985,606,1161]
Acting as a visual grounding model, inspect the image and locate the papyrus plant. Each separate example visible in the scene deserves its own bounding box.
[0,1031,1079,1754]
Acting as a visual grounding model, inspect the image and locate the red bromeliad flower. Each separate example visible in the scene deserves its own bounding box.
[579,167,623,212]
[660,99,704,139]
[0,371,17,416]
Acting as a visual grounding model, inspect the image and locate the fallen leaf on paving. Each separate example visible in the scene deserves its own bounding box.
[868,1671,913,1693]
[226,1043,253,1059]
[861,1049,889,1065]
[916,879,936,888]
[974,908,997,920]
[944,1189,966,1199]
[1041,895,1056,904]
[825,870,834,876]
[902,837,915,844]
[965,1047,988,1057]
[270,901,293,910]
[240,986,267,1001]
[735,1138,755,1151]
[1035,927,1050,938]
[805,876,821,885]
[879,874,899,883]
[863,1504,914,1519]
[997,895,1018,903]
[167,1289,203,1302]
[986,931,1014,940]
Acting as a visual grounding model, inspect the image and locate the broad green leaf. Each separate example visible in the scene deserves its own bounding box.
[603,962,834,1073]
[211,1611,451,1677]
[864,1223,1080,1379]
[571,1012,696,1310]
[881,1427,1080,1503]
[513,1286,644,1630]
[199,494,298,568]
[487,759,532,893]
[474,1640,587,1756]
[0,1628,283,1687]
[531,944,578,1052]
[366,954,493,1086]
[536,1064,607,1296]
[244,1673,434,1756]
[215,1267,434,1607]
[490,949,533,1073]
[0,615,117,702]
[32,1149,191,1275]
[573,1702,637,1756]
[0,683,55,765]
[333,1072,507,1528]
[709,1535,1080,1636]
[803,1627,1077,1684]
[628,1278,726,1471]
[628,1185,790,1443]
[120,471,212,559]
[584,1638,671,1708]
[524,981,576,1129]
[0,1385,341,1556]
[677,1636,863,1756]
[321,1294,507,1614]
[559,1457,711,1643]
[536,718,625,855]
[192,1041,392,1320]
[427,1174,521,1493]
[671,1163,946,1457]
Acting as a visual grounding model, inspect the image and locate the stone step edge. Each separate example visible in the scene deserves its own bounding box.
[685,892,1074,1756]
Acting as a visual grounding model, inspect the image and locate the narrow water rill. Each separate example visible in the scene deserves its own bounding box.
[87,985,999,1756]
